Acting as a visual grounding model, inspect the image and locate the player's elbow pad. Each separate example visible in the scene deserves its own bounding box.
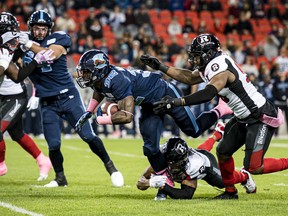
[184,84,218,105]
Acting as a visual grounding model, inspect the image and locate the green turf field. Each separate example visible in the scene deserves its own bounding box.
[0,137,288,216]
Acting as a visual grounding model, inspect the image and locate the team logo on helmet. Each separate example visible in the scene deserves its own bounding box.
[93,53,107,69]
[175,143,187,155]
[196,35,211,45]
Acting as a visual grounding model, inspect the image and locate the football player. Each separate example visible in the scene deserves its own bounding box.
[74,49,232,199]
[140,33,288,199]
[18,10,124,187]
[0,12,54,180]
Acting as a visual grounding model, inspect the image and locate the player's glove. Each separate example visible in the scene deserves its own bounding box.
[153,95,182,114]
[149,174,167,188]
[140,54,169,72]
[19,32,33,49]
[33,49,55,65]
[0,48,13,70]
[27,96,39,111]
[75,111,93,132]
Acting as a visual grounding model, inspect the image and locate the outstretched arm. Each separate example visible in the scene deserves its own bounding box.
[162,180,197,199]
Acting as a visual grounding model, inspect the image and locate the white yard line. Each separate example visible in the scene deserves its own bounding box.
[0,201,43,216]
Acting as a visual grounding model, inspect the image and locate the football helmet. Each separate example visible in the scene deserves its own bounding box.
[162,137,189,175]
[27,10,54,40]
[76,49,110,88]
[187,33,220,71]
[0,12,19,52]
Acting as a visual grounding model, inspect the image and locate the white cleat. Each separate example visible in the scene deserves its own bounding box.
[37,173,48,181]
[241,168,256,193]
[111,171,124,187]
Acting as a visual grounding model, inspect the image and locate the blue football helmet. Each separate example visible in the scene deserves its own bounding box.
[187,33,221,71]
[162,137,189,175]
[27,10,54,40]
[76,49,110,88]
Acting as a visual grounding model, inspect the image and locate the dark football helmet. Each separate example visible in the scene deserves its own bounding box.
[27,10,54,40]
[0,12,19,52]
[76,49,110,88]
[162,137,189,175]
[187,33,221,71]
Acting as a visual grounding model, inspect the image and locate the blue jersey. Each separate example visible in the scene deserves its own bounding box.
[96,66,169,106]
[22,31,75,97]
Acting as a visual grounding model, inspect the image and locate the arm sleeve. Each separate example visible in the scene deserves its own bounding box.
[183,84,218,106]
[15,60,38,83]
[162,184,196,199]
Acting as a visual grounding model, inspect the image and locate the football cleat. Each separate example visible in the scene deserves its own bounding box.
[154,189,167,201]
[213,121,225,141]
[214,190,238,200]
[0,161,8,176]
[44,172,68,187]
[111,171,124,187]
[241,168,256,193]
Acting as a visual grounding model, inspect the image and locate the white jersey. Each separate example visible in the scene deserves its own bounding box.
[185,149,211,180]
[0,75,23,95]
[200,53,266,119]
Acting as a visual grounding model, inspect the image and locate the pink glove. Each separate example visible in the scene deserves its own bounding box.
[34,49,55,64]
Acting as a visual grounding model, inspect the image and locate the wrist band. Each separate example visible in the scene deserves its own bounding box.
[87,98,99,112]
[159,63,169,73]
[96,115,112,125]
[26,40,33,49]
[181,98,186,106]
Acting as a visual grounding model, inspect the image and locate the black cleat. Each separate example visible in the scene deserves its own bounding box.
[214,190,238,200]
[44,171,68,187]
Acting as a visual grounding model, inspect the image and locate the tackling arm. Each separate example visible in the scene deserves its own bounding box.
[165,67,203,85]
[162,180,197,199]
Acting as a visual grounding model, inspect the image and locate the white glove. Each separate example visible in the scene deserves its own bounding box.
[19,32,33,49]
[27,96,39,111]
[34,49,55,64]
[149,175,167,188]
[0,48,13,70]
[1,32,19,45]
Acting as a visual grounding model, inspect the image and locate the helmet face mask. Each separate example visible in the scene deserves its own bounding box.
[188,34,220,71]
[27,10,53,41]
[76,49,110,88]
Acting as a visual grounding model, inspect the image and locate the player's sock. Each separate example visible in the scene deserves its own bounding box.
[212,98,233,118]
[0,161,7,176]
[36,152,52,181]
[263,158,288,174]
[233,170,248,184]
[218,157,237,187]
[88,137,110,163]
[16,134,41,158]
[0,139,6,162]
[197,138,215,151]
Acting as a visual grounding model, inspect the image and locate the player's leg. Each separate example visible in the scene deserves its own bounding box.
[66,89,124,187]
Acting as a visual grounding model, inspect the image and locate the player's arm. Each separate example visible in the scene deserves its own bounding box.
[29,44,63,60]
[162,179,197,199]
[140,54,203,85]
[136,166,154,190]
[110,95,135,124]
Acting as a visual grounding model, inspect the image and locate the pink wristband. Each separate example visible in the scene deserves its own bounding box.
[87,98,99,112]
[96,115,112,125]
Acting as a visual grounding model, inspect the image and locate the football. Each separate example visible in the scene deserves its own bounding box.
[101,102,119,115]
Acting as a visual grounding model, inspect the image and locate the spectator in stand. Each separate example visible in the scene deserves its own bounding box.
[282,3,288,22]
[258,74,274,103]
[267,0,281,20]
[124,5,138,37]
[35,0,56,19]
[208,0,222,11]
[88,19,103,39]
[242,1,252,19]
[77,23,89,41]
[85,7,96,32]
[224,15,237,35]
[273,46,288,75]
[55,11,76,33]
[78,35,97,54]
[213,18,223,34]
[96,5,110,26]
[251,2,266,19]
[197,20,208,35]
[53,0,66,17]
[228,0,241,19]
[243,40,254,56]
[272,70,288,135]
[182,17,194,34]
[168,16,182,36]
[109,5,126,37]
[233,44,246,65]
[241,56,259,77]
[135,5,151,28]
[168,36,182,57]
[173,49,188,68]
[226,37,236,54]
[236,11,253,36]
[10,0,23,16]
[98,38,110,55]
[262,34,280,61]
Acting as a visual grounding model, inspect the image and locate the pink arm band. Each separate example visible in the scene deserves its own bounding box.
[96,116,112,125]
[87,98,99,112]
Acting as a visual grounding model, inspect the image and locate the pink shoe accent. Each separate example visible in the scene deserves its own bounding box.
[212,98,233,118]
[36,153,52,177]
[0,161,8,176]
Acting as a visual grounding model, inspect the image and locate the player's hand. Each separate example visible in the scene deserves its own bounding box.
[27,96,39,111]
[153,95,180,114]
[34,49,55,65]
[75,111,92,132]
[149,174,167,188]
[0,48,13,70]
[0,32,19,45]
[140,54,161,70]
[19,32,33,49]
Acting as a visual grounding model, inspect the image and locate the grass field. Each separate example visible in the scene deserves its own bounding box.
[0,137,288,216]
